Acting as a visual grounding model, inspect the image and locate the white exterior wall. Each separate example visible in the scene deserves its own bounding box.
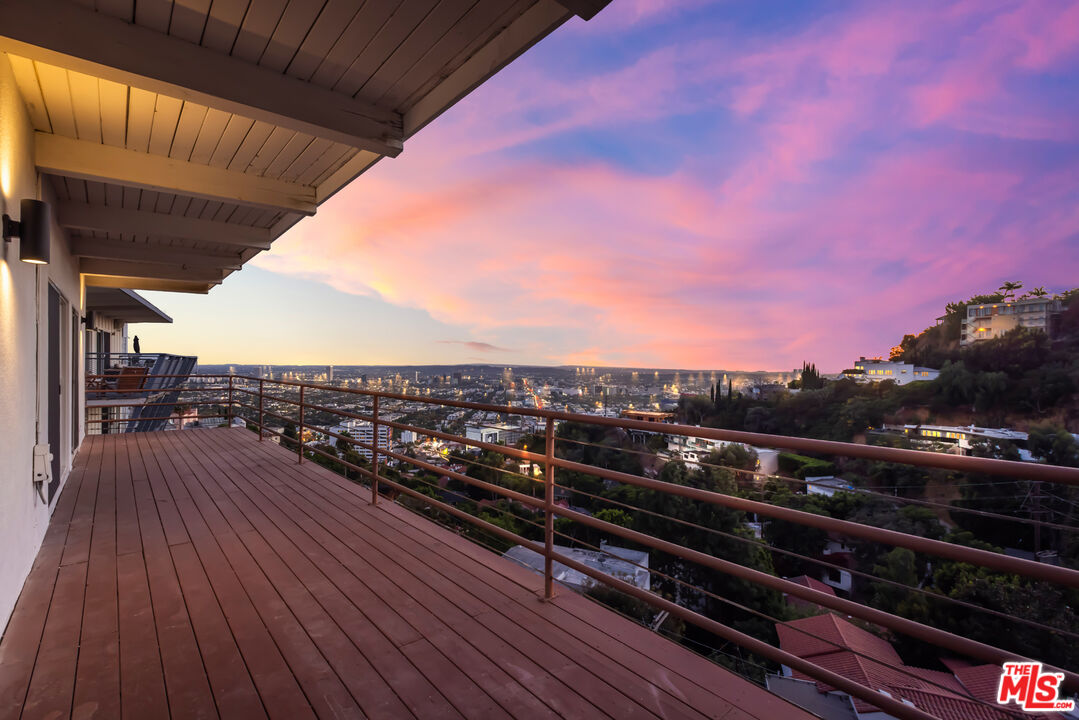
[850,360,938,386]
[0,54,84,631]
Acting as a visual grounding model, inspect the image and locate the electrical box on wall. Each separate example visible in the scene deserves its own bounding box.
[32,444,52,487]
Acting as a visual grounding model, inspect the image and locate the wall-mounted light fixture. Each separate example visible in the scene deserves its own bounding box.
[2,199,50,264]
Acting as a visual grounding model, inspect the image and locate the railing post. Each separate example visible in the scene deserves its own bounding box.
[227,374,234,427]
[544,416,555,600]
[258,378,264,441]
[297,383,305,464]
[371,394,380,505]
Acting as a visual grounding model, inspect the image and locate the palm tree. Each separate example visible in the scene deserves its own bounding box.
[999,281,1023,300]
[1029,286,1048,297]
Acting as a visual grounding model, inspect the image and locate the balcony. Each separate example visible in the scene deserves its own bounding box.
[86,353,200,434]
[0,427,802,719]
[2,374,1077,720]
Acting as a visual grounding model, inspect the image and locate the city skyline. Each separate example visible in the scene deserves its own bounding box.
[132,0,1079,371]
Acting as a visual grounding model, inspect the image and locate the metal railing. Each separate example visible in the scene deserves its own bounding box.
[84,373,1079,720]
[84,371,226,433]
[85,351,159,376]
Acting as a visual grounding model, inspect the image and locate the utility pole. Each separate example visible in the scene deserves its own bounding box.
[1033,480,1043,557]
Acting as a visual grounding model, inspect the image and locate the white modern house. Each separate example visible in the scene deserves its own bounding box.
[843,358,939,385]
[0,0,610,633]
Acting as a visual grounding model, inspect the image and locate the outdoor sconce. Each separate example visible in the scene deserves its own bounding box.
[2,199,51,264]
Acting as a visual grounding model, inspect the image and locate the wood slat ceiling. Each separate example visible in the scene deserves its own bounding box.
[0,0,595,292]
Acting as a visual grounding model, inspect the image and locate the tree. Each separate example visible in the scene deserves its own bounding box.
[794,362,824,390]
[870,548,929,626]
[1028,424,1079,467]
[282,421,298,451]
[594,508,633,527]
[998,280,1023,300]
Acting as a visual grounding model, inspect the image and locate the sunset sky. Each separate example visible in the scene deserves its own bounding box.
[133,0,1079,372]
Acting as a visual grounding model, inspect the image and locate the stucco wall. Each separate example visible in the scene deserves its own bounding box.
[0,54,83,632]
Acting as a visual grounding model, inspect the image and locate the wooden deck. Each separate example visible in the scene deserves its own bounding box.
[0,429,813,720]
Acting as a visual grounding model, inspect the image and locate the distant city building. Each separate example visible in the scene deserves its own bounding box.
[465,424,522,445]
[329,419,390,461]
[843,358,938,385]
[503,541,650,592]
[961,296,1063,346]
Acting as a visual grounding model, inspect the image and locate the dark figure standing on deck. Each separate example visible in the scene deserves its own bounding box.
[133,335,141,354]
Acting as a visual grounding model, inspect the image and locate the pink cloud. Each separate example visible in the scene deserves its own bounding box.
[254,0,1079,371]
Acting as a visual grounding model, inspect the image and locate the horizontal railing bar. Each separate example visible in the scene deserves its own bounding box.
[86,375,234,379]
[85,391,230,397]
[551,456,1079,588]
[84,399,225,410]
[87,415,227,425]
[552,505,1079,689]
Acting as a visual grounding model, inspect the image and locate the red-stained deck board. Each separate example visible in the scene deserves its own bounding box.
[0,429,819,720]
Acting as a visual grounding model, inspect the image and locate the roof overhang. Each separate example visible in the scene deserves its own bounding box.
[85,287,172,324]
[0,0,611,293]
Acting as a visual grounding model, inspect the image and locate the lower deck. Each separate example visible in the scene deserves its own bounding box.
[0,428,812,719]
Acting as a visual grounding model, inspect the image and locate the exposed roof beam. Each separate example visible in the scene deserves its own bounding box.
[270,1,573,239]
[70,238,243,270]
[551,0,612,20]
[0,0,403,156]
[58,202,273,250]
[84,275,214,294]
[80,258,227,283]
[37,133,317,215]
[404,0,571,137]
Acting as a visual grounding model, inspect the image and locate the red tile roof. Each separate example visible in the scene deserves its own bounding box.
[940,657,975,673]
[898,687,1027,720]
[785,575,839,609]
[776,613,902,666]
[787,575,837,594]
[954,664,1010,704]
[777,615,1063,720]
